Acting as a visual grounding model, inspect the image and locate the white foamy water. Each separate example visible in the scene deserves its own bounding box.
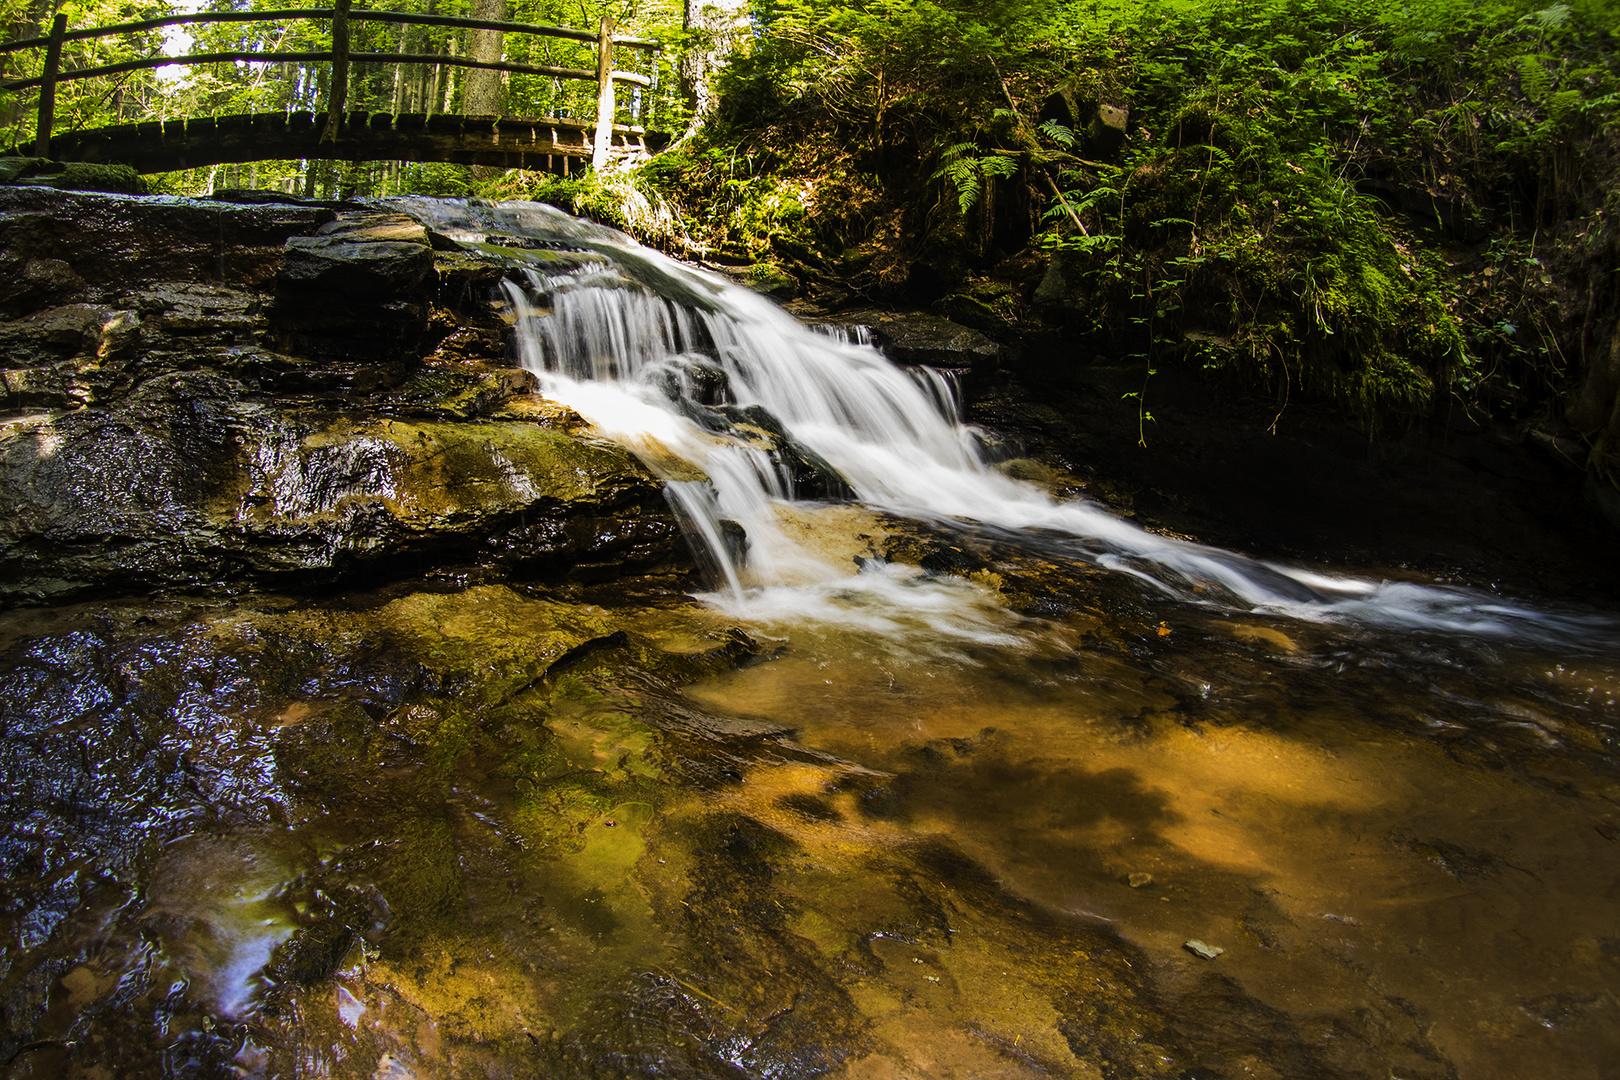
[394,197,1615,646]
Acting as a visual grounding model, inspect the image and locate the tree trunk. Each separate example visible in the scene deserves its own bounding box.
[464,0,505,117]
[681,0,750,123]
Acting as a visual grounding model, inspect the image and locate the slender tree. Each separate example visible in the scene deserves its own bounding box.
[465,0,506,116]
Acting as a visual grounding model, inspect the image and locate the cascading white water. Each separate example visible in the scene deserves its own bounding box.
[395,197,1614,644]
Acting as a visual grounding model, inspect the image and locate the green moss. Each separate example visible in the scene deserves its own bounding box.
[744,261,796,297]
[375,813,464,945]
[51,162,146,195]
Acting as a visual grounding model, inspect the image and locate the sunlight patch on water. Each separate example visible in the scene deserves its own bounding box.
[143,832,298,1019]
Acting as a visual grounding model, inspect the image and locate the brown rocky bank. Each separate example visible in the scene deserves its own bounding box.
[0,187,686,606]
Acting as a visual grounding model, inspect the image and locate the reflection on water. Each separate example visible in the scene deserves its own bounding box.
[1,558,1616,1078]
[143,833,298,1019]
[685,599,1620,1080]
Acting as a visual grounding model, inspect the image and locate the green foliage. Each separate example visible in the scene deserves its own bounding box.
[932,142,1019,213]
[1035,0,1614,419]
[638,139,827,260]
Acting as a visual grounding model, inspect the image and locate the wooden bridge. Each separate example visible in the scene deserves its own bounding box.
[0,1,668,175]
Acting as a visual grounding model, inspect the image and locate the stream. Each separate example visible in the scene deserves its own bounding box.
[2,197,1617,1079]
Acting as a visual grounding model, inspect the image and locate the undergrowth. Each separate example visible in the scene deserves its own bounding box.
[611,0,1620,432]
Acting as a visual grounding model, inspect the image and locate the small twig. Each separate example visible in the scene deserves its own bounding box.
[658,970,742,1015]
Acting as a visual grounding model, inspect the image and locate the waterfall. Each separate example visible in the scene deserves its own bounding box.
[394,197,1614,645]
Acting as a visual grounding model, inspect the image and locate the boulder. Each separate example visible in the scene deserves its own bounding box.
[278,212,434,301]
[0,372,681,603]
[686,402,854,501]
[823,310,1001,372]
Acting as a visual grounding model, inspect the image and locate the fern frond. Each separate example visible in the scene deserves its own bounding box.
[1038,120,1076,148]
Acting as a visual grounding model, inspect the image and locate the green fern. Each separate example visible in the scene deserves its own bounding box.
[1038,120,1076,149]
[1517,53,1553,102]
[932,143,1018,213]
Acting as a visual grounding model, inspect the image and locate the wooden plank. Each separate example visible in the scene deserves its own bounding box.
[37,111,630,175]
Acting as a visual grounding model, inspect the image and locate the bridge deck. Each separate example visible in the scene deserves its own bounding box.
[35,110,666,175]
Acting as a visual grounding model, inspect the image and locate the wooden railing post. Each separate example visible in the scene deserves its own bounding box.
[34,13,66,158]
[590,14,615,170]
[321,0,352,143]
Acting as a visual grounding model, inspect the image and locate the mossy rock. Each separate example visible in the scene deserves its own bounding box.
[3,160,147,195]
[54,162,146,195]
[744,261,796,299]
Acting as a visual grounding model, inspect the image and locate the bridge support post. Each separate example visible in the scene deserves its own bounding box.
[321,0,353,144]
[34,14,66,158]
[591,15,615,171]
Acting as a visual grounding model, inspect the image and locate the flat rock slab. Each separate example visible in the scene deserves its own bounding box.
[280,211,434,301]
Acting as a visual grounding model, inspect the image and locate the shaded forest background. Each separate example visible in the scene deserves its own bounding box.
[4,0,1619,513]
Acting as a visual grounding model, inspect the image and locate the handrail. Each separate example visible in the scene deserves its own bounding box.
[0,9,661,54]
[1,4,660,168]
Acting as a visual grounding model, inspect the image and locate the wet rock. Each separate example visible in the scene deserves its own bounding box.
[0,373,684,602]
[134,281,263,337]
[833,310,1001,372]
[654,357,732,407]
[0,364,73,409]
[1127,872,1155,888]
[270,214,434,368]
[381,364,539,420]
[0,257,85,318]
[918,543,986,577]
[1185,939,1225,960]
[687,402,854,501]
[0,186,332,292]
[278,212,434,301]
[0,189,686,604]
[715,517,750,569]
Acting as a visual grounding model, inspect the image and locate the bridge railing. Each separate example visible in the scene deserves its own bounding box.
[0,1,662,169]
